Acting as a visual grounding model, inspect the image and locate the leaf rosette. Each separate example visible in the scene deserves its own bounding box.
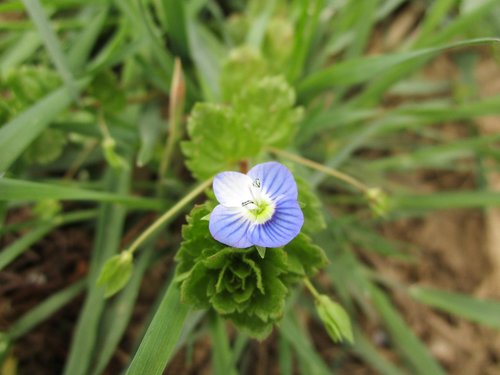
[175,203,328,339]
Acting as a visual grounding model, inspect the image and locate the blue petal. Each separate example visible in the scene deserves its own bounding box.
[248,199,304,248]
[209,205,253,248]
[247,162,297,201]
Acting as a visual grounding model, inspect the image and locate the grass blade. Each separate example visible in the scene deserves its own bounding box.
[298,37,499,99]
[125,281,189,375]
[370,286,446,375]
[0,210,96,270]
[0,178,162,210]
[394,191,500,210]
[21,0,78,99]
[280,311,332,375]
[409,286,500,329]
[63,165,131,375]
[0,80,88,172]
[8,279,86,340]
[93,246,155,375]
[211,314,238,375]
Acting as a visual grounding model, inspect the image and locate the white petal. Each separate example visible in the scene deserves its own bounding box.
[213,171,254,207]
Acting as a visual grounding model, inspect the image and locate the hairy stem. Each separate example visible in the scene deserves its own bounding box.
[267,147,370,193]
[126,178,212,255]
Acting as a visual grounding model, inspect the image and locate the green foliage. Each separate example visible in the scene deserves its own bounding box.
[184,58,302,180]
[175,204,327,339]
[23,128,66,165]
[232,75,303,147]
[182,103,261,180]
[220,46,269,102]
[88,71,126,113]
[315,295,354,344]
[97,252,134,298]
[296,176,326,234]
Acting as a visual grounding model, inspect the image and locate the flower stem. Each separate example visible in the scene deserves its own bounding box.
[303,278,321,301]
[267,147,370,193]
[126,178,213,255]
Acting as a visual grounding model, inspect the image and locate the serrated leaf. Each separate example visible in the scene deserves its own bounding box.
[88,70,126,113]
[220,46,269,102]
[97,252,134,298]
[285,233,328,277]
[23,128,66,165]
[179,262,212,309]
[227,311,274,340]
[233,75,302,147]
[296,177,326,234]
[182,103,261,180]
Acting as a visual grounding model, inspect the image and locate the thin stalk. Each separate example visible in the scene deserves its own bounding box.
[303,278,321,301]
[267,147,371,193]
[126,178,212,255]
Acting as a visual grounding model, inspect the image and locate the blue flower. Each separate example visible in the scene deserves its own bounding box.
[209,161,304,248]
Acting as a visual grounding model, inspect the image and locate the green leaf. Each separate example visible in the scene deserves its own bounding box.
[97,252,134,298]
[137,103,165,167]
[63,165,131,375]
[0,80,88,172]
[220,46,269,102]
[87,70,126,113]
[157,0,190,59]
[296,176,326,234]
[370,286,446,375]
[8,279,86,340]
[409,286,500,329]
[315,295,353,344]
[21,0,78,99]
[298,37,500,99]
[22,128,66,165]
[232,75,302,147]
[285,233,328,277]
[0,178,162,210]
[256,246,266,258]
[125,281,189,375]
[180,262,212,309]
[182,103,261,180]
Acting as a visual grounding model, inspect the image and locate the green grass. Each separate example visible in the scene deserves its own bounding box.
[1,0,500,374]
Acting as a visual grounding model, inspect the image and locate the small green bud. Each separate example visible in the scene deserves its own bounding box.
[365,188,389,217]
[102,137,127,170]
[315,295,353,344]
[32,199,62,221]
[97,251,134,298]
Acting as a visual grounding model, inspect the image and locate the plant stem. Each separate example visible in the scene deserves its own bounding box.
[158,58,185,188]
[303,278,321,300]
[126,178,212,255]
[267,147,370,193]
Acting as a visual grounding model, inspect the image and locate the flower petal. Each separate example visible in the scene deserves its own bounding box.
[248,199,303,248]
[247,161,297,201]
[213,171,254,207]
[209,204,253,248]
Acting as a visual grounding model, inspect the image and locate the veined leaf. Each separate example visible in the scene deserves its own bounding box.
[0,178,162,210]
[298,38,500,99]
[409,286,500,329]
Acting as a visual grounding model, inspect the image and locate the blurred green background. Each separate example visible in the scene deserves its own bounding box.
[1,0,500,374]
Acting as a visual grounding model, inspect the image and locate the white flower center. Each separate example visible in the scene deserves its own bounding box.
[240,179,275,224]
